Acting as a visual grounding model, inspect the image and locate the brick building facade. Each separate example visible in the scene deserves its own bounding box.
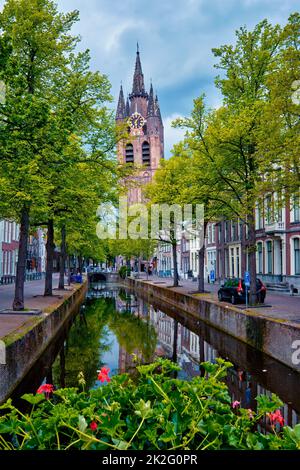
[207,194,300,290]
[156,195,300,291]
[0,219,47,283]
[0,220,19,281]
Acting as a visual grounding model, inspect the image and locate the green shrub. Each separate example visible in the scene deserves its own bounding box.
[0,359,299,450]
[119,266,130,279]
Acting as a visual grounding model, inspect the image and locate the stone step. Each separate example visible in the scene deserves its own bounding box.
[266,281,289,287]
[266,286,290,292]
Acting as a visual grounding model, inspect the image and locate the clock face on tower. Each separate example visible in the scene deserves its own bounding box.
[128,112,146,129]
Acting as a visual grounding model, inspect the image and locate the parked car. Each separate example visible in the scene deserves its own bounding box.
[217,278,266,305]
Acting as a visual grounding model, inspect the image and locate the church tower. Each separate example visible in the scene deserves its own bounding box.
[116,45,164,204]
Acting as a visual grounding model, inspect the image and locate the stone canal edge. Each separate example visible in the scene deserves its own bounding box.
[125,278,300,373]
[0,281,87,404]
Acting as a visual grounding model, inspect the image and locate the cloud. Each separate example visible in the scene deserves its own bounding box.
[163,114,186,159]
[1,0,299,153]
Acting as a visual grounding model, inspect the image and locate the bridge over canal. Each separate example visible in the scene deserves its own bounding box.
[88,271,120,284]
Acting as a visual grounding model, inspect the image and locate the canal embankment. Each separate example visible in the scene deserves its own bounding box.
[0,280,87,403]
[125,277,300,372]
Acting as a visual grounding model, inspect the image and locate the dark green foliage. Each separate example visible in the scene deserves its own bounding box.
[0,359,299,450]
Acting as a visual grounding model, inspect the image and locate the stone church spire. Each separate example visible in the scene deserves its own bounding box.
[155,93,162,123]
[131,43,146,96]
[116,84,126,119]
[125,96,130,117]
[147,82,155,117]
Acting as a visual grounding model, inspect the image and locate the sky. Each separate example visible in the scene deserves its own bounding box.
[1,0,299,156]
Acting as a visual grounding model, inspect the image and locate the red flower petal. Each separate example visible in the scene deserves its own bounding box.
[90,421,98,431]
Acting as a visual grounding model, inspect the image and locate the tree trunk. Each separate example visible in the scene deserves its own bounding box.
[44,219,54,296]
[67,255,71,286]
[248,211,257,306]
[171,238,179,287]
[197,221,208,293]
[197,244,205,293]
[58,225,66,290]
[13,206,30,310]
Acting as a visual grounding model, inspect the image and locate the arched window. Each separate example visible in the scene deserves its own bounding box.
[125,144,134,164]
[294,238,300,275]
[266,240,273,274]
[257,242,263,274]
[142,141,150,167]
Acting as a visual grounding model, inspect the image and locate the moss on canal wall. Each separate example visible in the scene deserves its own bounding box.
[0,282,87,404]
[125,278,300,373]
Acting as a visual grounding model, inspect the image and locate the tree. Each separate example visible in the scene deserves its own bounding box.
[145,157,190,287]
[172,98,229,292]
[257,13,300,196]
[208,19,285,304]
[174,20,287,304]
[0,0,80,309]
[0,0,119,304]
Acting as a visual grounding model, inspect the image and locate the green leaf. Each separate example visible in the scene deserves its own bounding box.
[283,424,300,448]
[246,433,265,450]
[256,394,283,413]
[0,420,18,434]
[112,439,128,450]
[21,394,46,405]
[134,399,153,419]
[78,415,88,433]
[0,399,14,410]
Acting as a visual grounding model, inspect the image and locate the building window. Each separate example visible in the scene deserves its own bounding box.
[125,144,134,164]
[142,141,150,167]
[236,247,240,278]
[231,222,237,241]
[211,224,215,243]
[207,225,212,244]
[266,195,273,225]
[293,196,300,223]
[266,240,273,274]
[218,224,222,243]
[294,238,300,275]
[257,242,263,274]
[231,248,234,277]
[225,222,229,242]
[256,204,264,229]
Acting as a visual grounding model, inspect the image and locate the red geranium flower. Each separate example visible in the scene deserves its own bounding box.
[36,384,54,398]
[97,367,111,383]
[90,421,98,431]
[268,409,284,427]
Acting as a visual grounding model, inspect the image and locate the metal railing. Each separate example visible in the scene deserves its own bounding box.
[0,272,46,285]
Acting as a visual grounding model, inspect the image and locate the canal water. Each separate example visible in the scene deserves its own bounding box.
[12,283,300,427]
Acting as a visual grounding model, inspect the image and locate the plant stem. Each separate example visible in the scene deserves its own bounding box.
[126,417,145,449]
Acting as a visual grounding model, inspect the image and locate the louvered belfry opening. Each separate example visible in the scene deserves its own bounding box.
[125,143,134,164]
[142,141,150,167]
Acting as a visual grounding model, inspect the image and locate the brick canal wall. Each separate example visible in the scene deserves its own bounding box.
[125,278,300,372]
[0,282,87,404]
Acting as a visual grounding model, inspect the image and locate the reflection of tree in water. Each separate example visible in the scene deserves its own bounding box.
[52,298,114,389]
[52,293,157,389]
[109,309,157,364]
